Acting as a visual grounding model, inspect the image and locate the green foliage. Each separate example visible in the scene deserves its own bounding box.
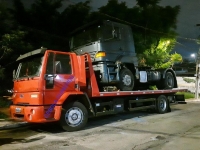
[136,36,183,68]
[149,85,158,90]
[0,97,10,108]
[183,77,195,83]
[0,112,8,119]
[0,30,33,62]
[176,92,195,99]
[0,68,5,79]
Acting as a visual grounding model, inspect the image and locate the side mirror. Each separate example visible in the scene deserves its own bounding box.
[13,70,16,79]
[7,89,14,94]
[44,74,57,89]
[44,74,57,80]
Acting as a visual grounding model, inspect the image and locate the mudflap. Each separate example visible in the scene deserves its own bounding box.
[167,101,171,112]
[174,94,187,104]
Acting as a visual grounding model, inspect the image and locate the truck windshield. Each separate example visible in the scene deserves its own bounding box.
[70,25,102,49]
[17,56,44,79]
[70,23,119,50]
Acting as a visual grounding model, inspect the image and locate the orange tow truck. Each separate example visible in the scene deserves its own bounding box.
[10,48,186,131]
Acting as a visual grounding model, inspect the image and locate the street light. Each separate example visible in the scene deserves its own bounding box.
[190,53,199,99]
[191,53,195,58]
[195,24,200,99]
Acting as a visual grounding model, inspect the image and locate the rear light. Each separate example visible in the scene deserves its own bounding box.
[95,52,106,58]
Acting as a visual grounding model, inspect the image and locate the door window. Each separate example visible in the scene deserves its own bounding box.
[55,54,72,74]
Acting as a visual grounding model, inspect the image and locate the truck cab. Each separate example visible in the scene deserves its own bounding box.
[11,48,88,123]
[69,20,177,91]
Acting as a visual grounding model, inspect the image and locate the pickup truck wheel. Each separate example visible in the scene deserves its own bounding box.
[164,72,174,89]
[60,101,88,132]
[156,95,168,114]
[118,68,134,91]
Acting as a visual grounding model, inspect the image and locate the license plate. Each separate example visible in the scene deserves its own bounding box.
[15,107,22,113]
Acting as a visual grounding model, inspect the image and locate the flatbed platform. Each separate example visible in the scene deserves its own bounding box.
[95,88,187,97]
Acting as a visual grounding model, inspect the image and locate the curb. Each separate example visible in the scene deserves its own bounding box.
[0,121,29,131]
[186,100,200,102]
[185,98,200,102]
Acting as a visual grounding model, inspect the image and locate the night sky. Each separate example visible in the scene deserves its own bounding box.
[65,0,200,58]
[4,0,200,58]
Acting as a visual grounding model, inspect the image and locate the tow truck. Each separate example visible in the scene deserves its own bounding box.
[10,48,186,131]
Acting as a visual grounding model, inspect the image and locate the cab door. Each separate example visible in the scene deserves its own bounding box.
[43,52,75,105]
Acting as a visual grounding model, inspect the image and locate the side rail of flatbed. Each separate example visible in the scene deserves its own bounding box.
[89,88,187,117]
[97,88,187,97]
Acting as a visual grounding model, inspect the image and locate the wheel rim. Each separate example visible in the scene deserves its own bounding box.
[122,75,132,86]
[65,107,83,127]
[167,75,173,87]
[159,98,167,111]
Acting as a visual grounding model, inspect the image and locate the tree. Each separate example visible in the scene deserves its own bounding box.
[12,0,71,51]
[98,0,127,19]
[11,0,28,26]
[96,0,182,68]
[0,2,12,80]
[28,0,63,33]
[138,37,183,68]
[58,1,91,36]
[0,1,34,90]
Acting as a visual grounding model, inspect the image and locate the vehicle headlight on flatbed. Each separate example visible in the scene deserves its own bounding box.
[95,52,106,58]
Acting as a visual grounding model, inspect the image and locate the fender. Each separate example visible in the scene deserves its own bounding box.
[56,91,95,116]
[116,55,138,67]
[155,68,178,88]
[156,68,176,78]
[116,55,139,79]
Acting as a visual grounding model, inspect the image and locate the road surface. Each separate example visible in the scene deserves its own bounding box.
[0,101,200,150]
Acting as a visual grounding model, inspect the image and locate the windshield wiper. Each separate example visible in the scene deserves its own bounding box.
[23,75,31,79]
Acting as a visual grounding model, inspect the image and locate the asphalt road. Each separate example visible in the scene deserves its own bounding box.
[0,101,200,150]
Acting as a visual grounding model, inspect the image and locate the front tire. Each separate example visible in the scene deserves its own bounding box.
[118,68,134,91]
[60,101,88,132]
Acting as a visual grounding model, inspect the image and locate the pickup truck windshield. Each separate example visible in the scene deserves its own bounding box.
[17,56,44,79]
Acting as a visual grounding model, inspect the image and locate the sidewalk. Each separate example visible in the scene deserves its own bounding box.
[0,119,28,130]
[186,98,200,102]
[0,107,28,131]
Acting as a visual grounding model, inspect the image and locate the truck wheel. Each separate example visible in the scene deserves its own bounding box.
[118,68,134,91]
[60,101,88,132]
[156,95,168,114]
[164,72,174,89]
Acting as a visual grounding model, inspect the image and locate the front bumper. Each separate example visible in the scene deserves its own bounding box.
[10,105,62,123]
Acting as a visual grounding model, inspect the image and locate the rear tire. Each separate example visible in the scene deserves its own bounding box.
[60,101,88,132]
[156,95,168,114]
[118,68,134,91]
[164,72,174,89]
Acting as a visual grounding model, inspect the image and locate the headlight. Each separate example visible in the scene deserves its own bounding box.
[95,52,106,58]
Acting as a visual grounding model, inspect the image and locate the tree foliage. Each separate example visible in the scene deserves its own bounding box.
[0,0,182,91]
